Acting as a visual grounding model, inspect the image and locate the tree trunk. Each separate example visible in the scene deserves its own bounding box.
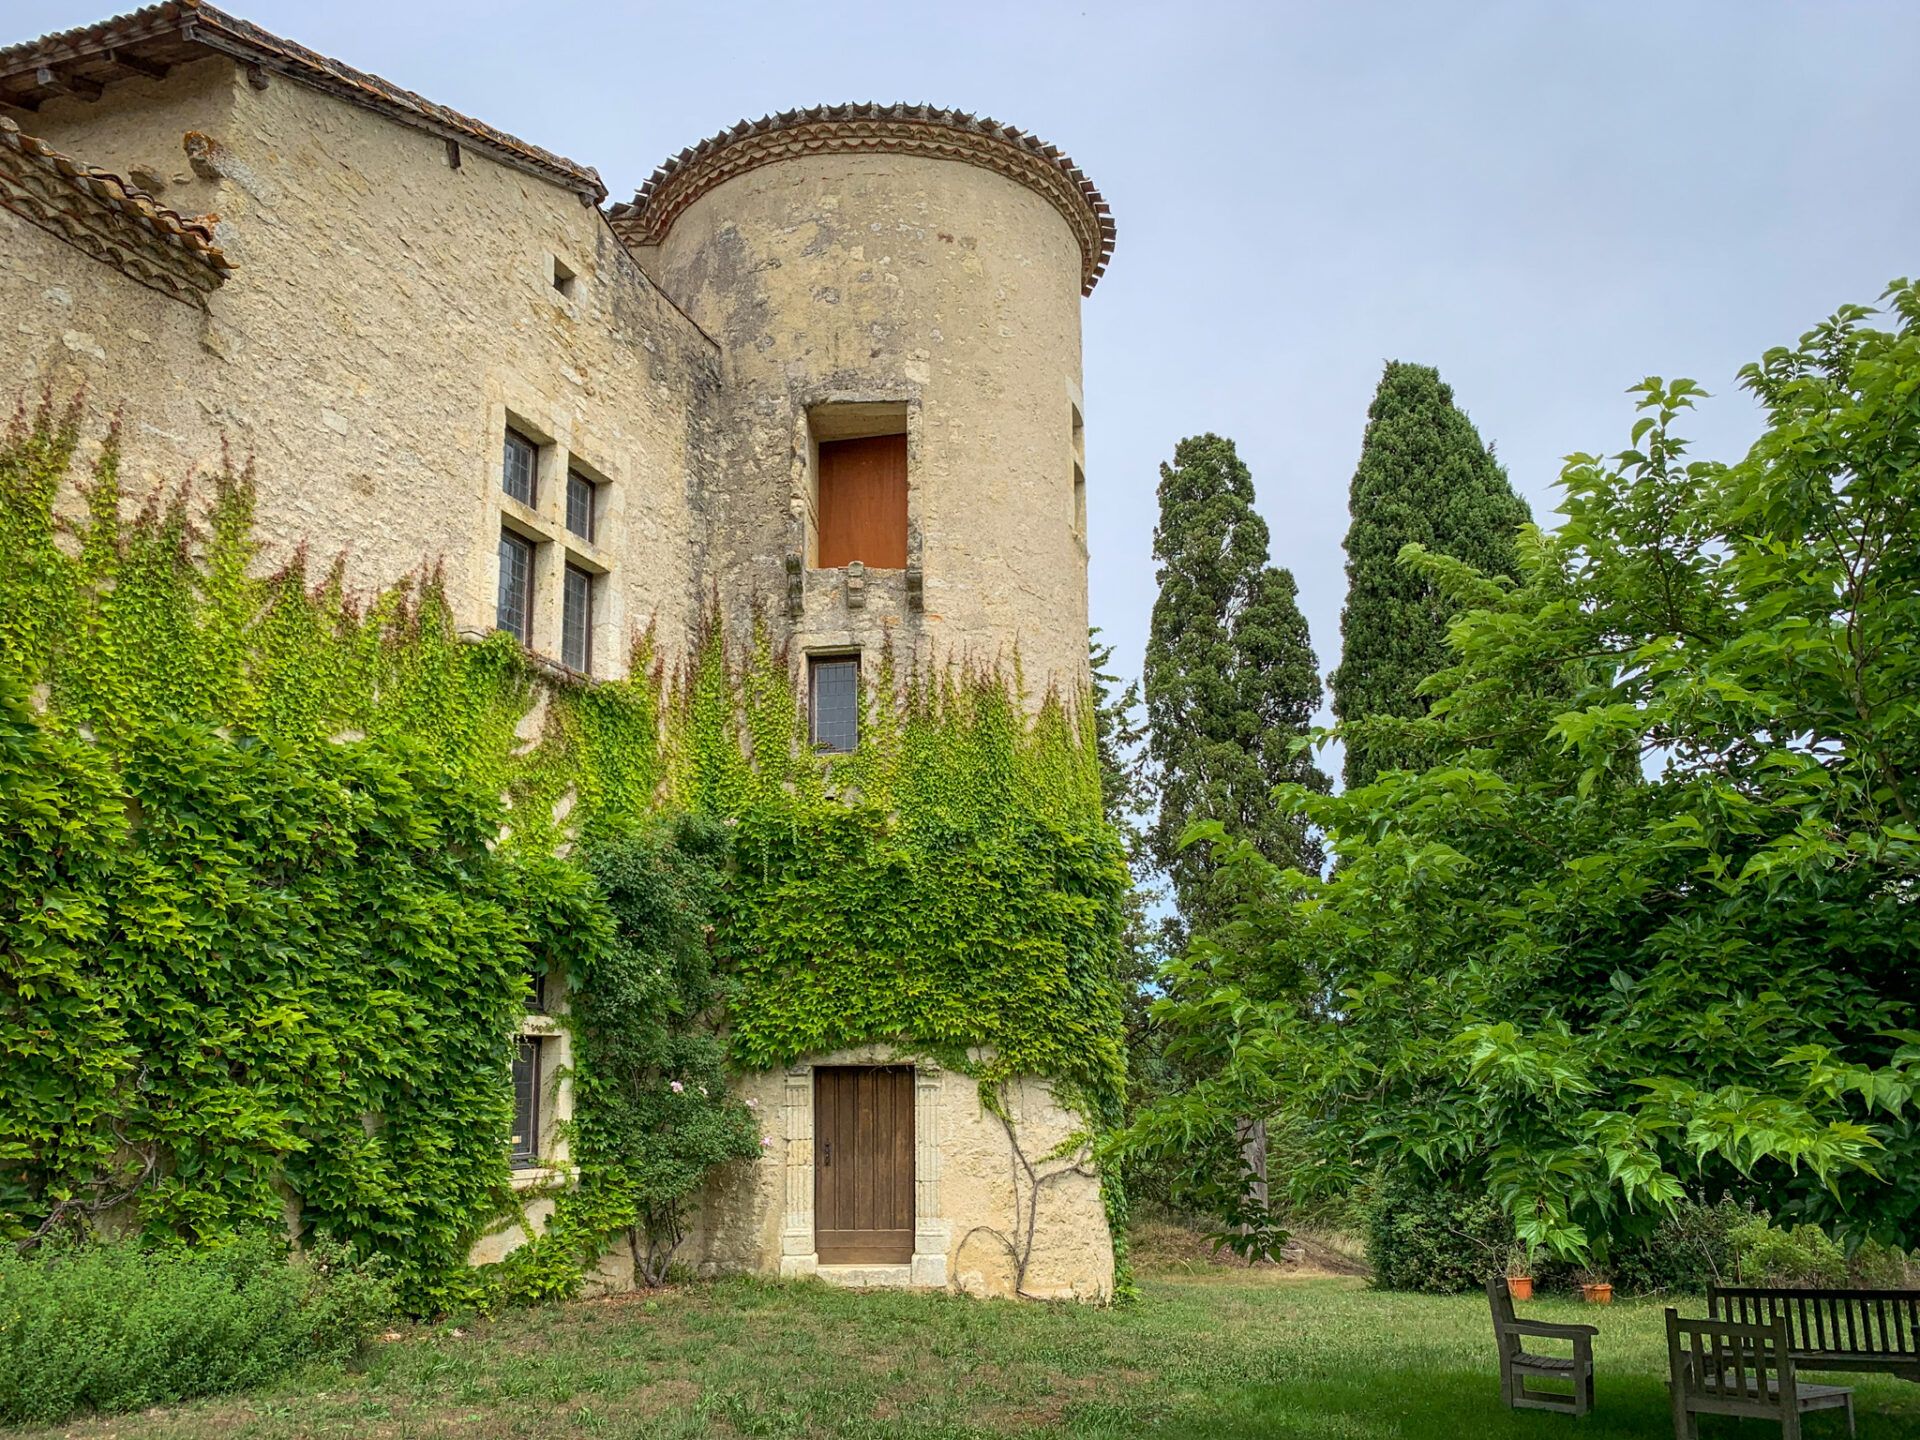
[1236,1117,1271,1263]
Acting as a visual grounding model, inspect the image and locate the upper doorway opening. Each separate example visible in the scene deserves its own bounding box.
[810,403,908,570]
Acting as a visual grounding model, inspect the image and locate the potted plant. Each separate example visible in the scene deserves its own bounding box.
[1504,1243,1536,1301]
[1577,1238,1614,1302]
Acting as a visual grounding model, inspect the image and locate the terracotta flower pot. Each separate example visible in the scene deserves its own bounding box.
[1507,1275,1534,1301]
[1580,1282,1613,1305]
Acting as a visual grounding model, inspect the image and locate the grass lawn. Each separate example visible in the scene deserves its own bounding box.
[10,1258,1920,1439]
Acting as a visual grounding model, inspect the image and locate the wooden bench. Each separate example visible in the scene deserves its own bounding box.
[1486,1278,1598,1416]
[1667,1308,1855,1439]
[1708,1286,1920,1383]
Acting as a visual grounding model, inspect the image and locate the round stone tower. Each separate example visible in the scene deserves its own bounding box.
[611,104,1114,699]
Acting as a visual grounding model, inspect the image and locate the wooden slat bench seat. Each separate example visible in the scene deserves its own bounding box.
[1667,1308,1856,1439]
[1709,1286,1920,1382]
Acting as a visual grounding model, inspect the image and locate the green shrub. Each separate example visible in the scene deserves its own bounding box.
[1617,1208,1917,1293]
[1362,1167,1513,1293]
[1611,1197,1750,1295]
[0,1235,394,1425]
[1731,1217,1849,1287]
[1851,1239,1919,1289]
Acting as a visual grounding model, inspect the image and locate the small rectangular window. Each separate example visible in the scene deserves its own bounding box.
[551,255,576,297]
[503,428,538,507]
[566,470,596,543]
[809,654,859,754]
[526,965,548,1015]
[510,1038,541,1166]
[562,565,593,674]
[497,529,534,644]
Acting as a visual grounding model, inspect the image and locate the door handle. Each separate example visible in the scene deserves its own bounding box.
[823,1140,832,1167]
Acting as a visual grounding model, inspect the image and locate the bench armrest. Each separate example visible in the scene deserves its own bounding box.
[1508,1320,1599,1341]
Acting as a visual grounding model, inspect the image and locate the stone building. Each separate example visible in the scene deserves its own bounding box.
[0,4,1117,1298]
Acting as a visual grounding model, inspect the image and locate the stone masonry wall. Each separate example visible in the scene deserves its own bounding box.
[2,65,1115,1301]
[638,151,1092,701]
[6,57,720,676]
[588,1052,1115,1303]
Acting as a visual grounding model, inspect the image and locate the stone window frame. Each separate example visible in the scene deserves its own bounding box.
[795,392,921,576]
[477,396,625,679]
[510,968,574,1190]
[777,1045,950,1288]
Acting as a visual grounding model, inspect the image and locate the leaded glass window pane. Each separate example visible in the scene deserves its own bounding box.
[497,529,533,644]
[562,565,593,674]
[509,1038,540,1166]
[566,470,595,542]
[809,655,859,754]
[503,429,537,507]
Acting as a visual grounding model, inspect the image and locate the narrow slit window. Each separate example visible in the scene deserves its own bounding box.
[510,1038,541,1167]
[502,428,538,507]
[497,529,534,645]
[565,470,596,543]
[562,564,593,675]
[817,433,907,569]
[809,654,860,754]
[526,964,548,1015]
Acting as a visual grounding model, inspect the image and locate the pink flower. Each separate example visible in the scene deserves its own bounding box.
[669,1081,684,1094]
[761,1135,774,1149]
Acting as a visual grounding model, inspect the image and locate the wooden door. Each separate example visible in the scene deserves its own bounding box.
[817,434,908,569]
[814,1066,914,1264]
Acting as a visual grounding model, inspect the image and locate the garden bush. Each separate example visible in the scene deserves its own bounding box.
[1730,1216,1850,1288]
[0,1235,394,1425]
[1850,1239,1918,1289]
[1361,1167,1513,1293]
[1609,1197,1750,1294]
[1611,1205,1919,1293]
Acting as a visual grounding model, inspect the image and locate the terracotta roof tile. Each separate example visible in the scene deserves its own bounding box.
[0,2,604,202]
[0,113,230,304]
[609,103,1116,295]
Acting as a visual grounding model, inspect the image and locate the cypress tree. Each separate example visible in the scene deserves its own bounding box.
[1143,434,1326,938]
[1330,362,1531,789]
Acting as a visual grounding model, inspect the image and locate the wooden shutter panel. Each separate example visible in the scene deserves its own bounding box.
[817,434,908,569]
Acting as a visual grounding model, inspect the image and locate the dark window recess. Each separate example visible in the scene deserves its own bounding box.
[565,470,595,542]
[510,1038,541,1166]
[526,965,548,1014]
[562,565,593,674]
[502,428,538,507]
[497,529,534,644]
[809,655,859,754]
[817,433,908,569]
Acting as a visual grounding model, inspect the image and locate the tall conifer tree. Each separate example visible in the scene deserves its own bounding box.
[1144,434,1326,938]
[1330,363,1531,789]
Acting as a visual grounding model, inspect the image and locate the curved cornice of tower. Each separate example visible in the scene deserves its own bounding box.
[608,103,1115,296]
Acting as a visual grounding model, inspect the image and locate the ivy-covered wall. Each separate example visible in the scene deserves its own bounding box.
[0,398,1129,1302]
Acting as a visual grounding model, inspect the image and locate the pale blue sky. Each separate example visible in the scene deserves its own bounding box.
[15,1,1919,718]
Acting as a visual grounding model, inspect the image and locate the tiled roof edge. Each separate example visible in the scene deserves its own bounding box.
[0,1,605,203]
[608,103,1115,295]
[0,114,231,305]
